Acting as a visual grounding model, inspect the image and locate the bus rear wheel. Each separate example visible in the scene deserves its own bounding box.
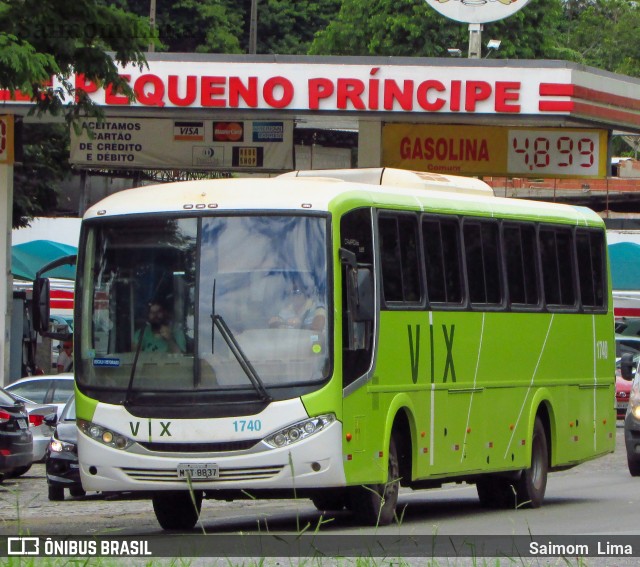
[349,435,399,526]
[153,491,203,530]
[516,417,548,508]
[476,476,515,509]
[477,417,548,509]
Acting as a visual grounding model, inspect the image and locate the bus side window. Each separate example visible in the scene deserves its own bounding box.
[340,208,375,387]
[503,223,540,307]
[539,226,576,308]
[463,219,503,306]
[576,228,606,309]
[422,216,464,306]
[378,213,421,305]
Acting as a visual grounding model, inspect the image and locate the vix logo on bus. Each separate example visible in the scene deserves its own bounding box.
[407,323,456,384]
[129,420,172,438]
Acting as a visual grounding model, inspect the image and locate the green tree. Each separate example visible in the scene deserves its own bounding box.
[0,0,153,226]
[561,0,640,76]
[250,0,342,54]
[13,124,70,228]
[0,0,153,120]
[123,0,341,55]
[123,0,244,53]
[309,0,564,59]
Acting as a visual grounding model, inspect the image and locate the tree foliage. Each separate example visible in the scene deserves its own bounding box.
[560,0,640,77]
[0,0,153,121]
[309,0,564,59]
[1,0,153,226]
[13,124,70,228]
[122,0,244,53]
[122,0,341,55]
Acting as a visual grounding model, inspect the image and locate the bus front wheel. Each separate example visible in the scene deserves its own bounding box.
[311,489,347,512]
[349,435,399,526]
[153,491,203,530]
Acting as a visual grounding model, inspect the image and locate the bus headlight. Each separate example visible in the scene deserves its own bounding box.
[264,414,335,448]
[77,419,134,450]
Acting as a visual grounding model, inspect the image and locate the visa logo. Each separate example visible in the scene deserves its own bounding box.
[174,121,205,141]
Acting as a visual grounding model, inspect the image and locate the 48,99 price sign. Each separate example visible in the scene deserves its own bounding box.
[382,124,608,179]
[508,129,603,177]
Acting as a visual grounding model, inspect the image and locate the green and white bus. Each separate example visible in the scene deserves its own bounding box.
[56,168,616,529]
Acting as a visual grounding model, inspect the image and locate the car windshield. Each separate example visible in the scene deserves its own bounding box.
[0,388,19,406]
[6,381,48,404]
[77,215,330,399]
[60,397,75,421]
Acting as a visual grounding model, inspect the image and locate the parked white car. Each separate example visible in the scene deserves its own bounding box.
[5,374,74,419]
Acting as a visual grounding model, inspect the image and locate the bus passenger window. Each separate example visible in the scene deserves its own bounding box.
[422,217,463,305]
[378,213,421,305]
[503,224,539,307]
[463,220,502,306]
[576,229,605,309]
[539,227,576,307]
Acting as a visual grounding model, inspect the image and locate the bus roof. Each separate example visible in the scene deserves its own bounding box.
[83,168,603,227]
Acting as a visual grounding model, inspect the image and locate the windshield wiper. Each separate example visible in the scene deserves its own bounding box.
[123,320,149,406]
[211,282,271,402]
[212,315,272,402]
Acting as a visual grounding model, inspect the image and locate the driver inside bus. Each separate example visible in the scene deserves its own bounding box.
[268,286,326,332]
[134,301,187,354]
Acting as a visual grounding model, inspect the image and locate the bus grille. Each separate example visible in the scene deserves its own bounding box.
[138,440,260,453]
[121,464,285,483]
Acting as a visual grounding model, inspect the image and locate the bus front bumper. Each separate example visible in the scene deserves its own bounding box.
[79,420,346,492]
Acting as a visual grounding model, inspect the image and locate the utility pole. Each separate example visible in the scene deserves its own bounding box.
[249,0,258,54]
[468,23,482,59]
[149,0,156,53]
[0,115,14,385]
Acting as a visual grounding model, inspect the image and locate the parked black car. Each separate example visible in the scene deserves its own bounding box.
[45,396,84,500]
[0,387,33,479]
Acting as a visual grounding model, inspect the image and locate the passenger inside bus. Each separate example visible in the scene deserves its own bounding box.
[268,285,326,332]
[133,301,187,354]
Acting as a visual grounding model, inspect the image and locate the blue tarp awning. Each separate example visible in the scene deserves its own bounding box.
[609,242,640,291]
[12,240,77,281]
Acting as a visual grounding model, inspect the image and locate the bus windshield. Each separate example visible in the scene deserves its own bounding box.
[77,215,330,399]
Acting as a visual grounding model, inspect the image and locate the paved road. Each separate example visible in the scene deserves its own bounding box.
[1,424,638,565]
[0,424,633,534]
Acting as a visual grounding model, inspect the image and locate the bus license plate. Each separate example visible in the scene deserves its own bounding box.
[177,463,219,480]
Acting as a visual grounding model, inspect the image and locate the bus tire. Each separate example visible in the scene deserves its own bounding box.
[349,435,399,526]
[476,476,515,509]
[48,485,65,501]
[153,491,203,530]
[311,490,347,512]
[70,486,86,498]
[515,416,548,508]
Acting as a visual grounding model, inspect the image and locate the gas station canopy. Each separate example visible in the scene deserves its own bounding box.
[3,54,640,178]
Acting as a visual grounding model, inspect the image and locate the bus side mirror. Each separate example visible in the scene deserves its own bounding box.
[621,353,636,381]
[32,277,72,341]
[340,248,374,351]
[32,277,51,335]
[340,248,374,323]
